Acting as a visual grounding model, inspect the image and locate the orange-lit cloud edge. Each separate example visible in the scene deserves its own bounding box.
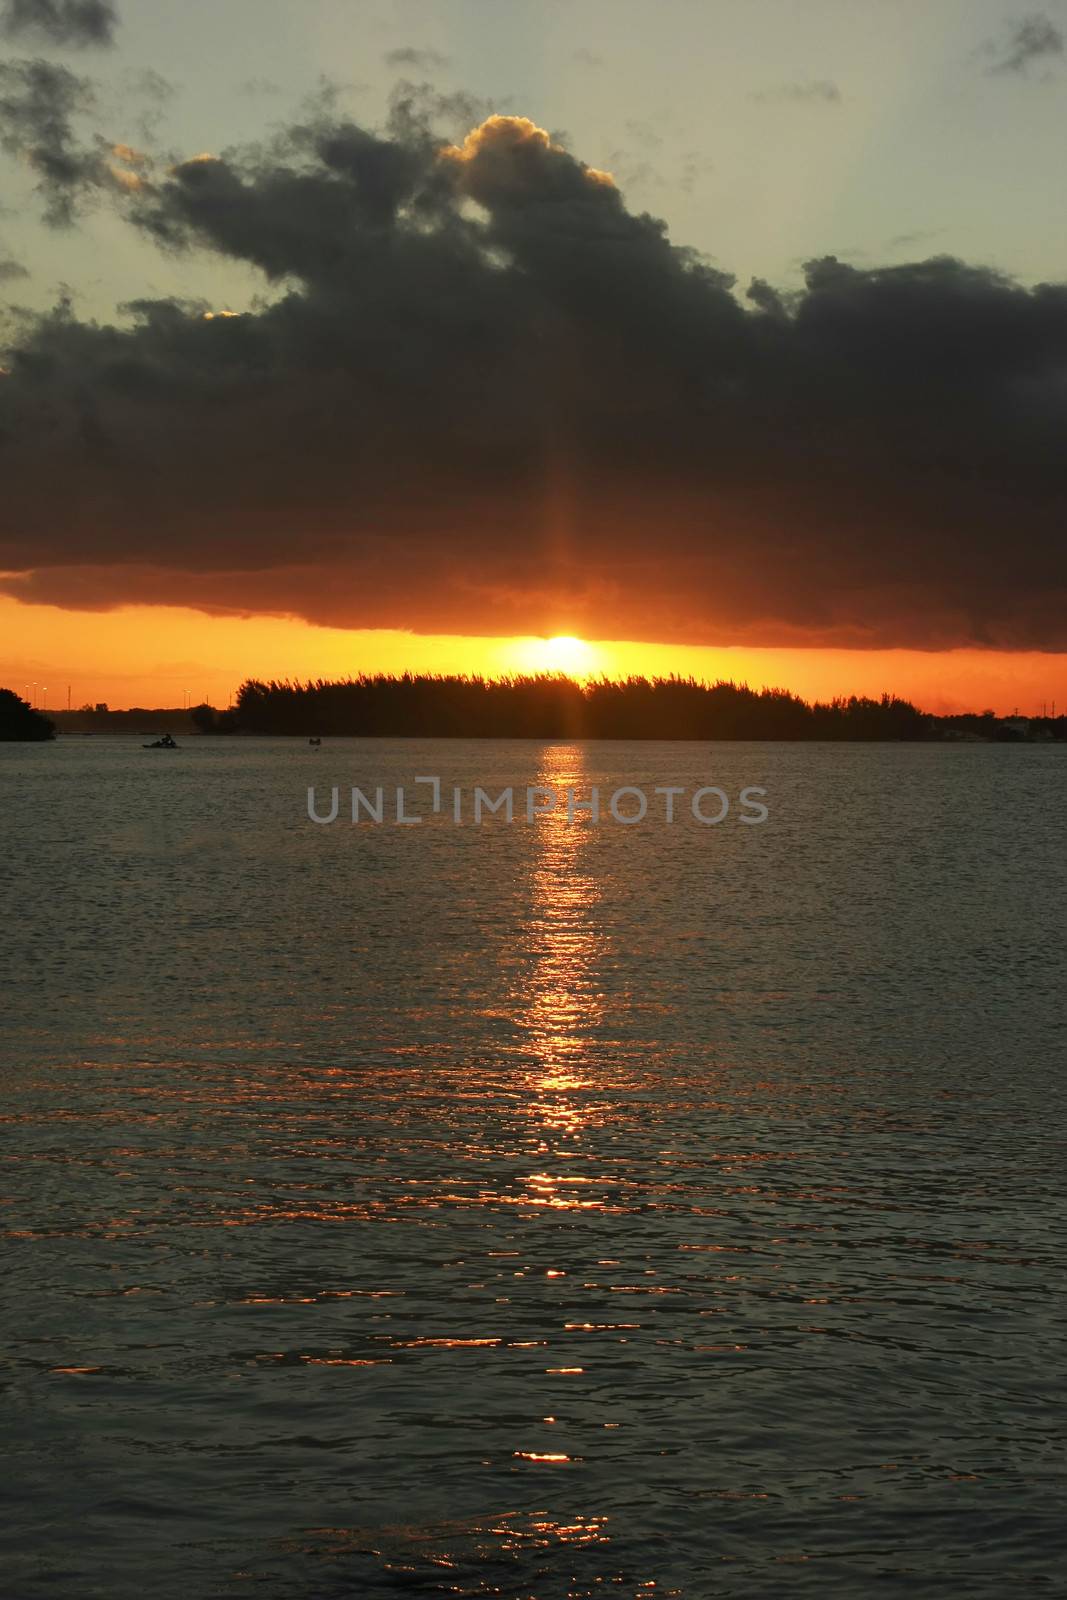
[3,596,1065,717]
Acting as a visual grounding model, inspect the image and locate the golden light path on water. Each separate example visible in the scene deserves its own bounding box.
[279,747,661,1590]
[519,743,607,1146]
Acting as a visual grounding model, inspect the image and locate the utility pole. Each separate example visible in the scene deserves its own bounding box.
[67,685,71,712]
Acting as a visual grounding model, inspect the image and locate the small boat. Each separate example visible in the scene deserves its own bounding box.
[144,734,179,749]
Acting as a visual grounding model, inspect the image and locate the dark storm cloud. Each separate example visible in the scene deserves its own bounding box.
[1,0,117,49]
[986,13,1064,73]
[2,105,1067,649]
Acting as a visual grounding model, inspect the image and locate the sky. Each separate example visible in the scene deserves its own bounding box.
[2,0,1067,711]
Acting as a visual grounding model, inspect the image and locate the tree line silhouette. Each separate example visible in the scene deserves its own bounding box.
[191,673,940,740]
[11,674,1064,740]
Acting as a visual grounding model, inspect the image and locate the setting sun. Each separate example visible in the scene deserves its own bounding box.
[534,636,599,677]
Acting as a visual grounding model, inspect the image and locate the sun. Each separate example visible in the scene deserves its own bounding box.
[501,633,603,679]
[539,635,597,677]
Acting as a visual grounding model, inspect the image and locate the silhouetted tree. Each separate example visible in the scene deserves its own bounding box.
[0,688,55,741]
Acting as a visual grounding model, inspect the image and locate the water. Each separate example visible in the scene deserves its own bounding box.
[2,737,1065,1598]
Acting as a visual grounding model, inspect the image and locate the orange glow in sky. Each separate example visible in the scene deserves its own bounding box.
[2,595,1065,716]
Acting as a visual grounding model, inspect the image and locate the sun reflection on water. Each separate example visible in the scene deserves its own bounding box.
[280,1510,652,1597]
[512,745,614,1216]
[519,744,607,1114]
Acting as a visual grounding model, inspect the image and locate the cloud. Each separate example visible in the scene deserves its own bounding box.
[0,58,104,224]
[120,66,176,121]
[0,54,149,219]
[752,79,842,105]
[985,13,1064,74]
[384,47,451,71]
[887,227,946,252]
[624,118,663,152]
[0,0,117,49]
[1,103,1067,651]
[0,255,29,280]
